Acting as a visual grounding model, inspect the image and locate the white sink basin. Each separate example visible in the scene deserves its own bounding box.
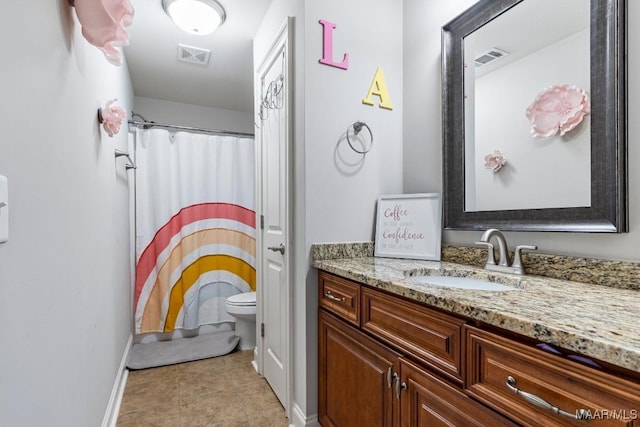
[410,275,518,291]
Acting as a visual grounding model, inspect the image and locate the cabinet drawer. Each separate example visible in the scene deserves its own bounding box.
[465,326,640,427]
[362,287,466,385]
[318,272,360,326]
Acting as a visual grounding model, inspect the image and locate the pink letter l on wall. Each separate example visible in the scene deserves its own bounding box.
[318,19,349,70]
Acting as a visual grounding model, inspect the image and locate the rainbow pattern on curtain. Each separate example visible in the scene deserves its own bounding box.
[134,202,256,334]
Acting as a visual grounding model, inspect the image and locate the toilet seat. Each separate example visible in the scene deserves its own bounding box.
[225,291,257,326]
[224,292,257,351]
[226,291,256,307]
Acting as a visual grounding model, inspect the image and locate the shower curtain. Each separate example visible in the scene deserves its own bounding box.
[133,128,256,334]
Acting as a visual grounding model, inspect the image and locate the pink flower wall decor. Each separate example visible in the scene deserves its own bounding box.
[484,150,506,173]
[525,85,590,138]
[99,99,126,137]
[71,0,135,66]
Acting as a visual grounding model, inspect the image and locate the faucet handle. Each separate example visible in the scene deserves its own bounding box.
[475,241,496,265]
[512,245,538,275]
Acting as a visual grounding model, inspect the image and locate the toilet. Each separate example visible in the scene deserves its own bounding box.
[225,291,257,351]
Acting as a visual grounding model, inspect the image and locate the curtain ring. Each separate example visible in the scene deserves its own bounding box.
[346,121,373,154]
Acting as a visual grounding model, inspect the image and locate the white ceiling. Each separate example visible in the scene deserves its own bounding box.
[124,0,273,113]
[471,0,589,78]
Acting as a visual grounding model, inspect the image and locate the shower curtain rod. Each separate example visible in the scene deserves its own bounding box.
[128,120,255,138]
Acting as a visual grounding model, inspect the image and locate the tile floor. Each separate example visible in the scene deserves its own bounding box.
[117,350,288,427]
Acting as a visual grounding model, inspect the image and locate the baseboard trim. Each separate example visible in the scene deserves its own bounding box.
[102,333,133,427]
[290,402,319,427]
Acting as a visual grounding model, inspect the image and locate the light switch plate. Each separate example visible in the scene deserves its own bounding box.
[0,175,8,243]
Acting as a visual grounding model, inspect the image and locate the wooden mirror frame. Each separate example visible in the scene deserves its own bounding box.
[442,0,627,232]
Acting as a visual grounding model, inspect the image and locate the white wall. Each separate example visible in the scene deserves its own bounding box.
[304,0,403,421]
[404,0,640,262]
[305,1,404,243]
[254,0,403,424]
[472,29,590,211]
[403,0,479,194]
[134,96,254,133]
[0,2,133,426]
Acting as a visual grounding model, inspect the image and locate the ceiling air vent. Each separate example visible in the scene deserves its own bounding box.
[177,44,211,66]
[475,47,509,68]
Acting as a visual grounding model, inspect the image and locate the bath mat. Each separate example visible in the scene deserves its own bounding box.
[126,331,239,370]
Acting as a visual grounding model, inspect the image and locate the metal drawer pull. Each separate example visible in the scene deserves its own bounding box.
[324,291,346,303]
[506,376,591,420]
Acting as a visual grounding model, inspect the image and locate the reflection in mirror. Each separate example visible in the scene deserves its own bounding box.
[442,0,627,232]
[464,0,591,211]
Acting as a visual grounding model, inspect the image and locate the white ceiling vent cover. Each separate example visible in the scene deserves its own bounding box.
[177,44,211,66]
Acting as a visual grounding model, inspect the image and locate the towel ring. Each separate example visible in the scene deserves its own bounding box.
[346,121,373,154]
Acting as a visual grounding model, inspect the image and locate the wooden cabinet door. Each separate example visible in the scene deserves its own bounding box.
[399,358,517,427]
[319,310,400,427]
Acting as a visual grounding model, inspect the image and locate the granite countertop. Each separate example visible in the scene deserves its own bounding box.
[313,256,640,374]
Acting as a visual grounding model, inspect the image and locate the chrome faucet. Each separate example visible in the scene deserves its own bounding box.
[478,229,509,267]
[475,229,537,275]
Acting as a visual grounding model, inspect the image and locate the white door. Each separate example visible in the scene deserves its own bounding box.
[255,20,292,411]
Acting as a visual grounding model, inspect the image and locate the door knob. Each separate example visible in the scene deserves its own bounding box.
[267,243,285,255]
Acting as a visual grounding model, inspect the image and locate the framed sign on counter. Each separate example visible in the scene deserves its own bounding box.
[374,193,442,260]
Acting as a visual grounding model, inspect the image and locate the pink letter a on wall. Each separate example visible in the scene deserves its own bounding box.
[319,19,349,70]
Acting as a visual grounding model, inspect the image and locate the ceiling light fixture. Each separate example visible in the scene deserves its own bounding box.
[162,0,226,35]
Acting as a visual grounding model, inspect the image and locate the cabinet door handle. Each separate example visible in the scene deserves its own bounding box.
[395,376,407,399]
[324,291,346,303]
[506,376,591,420]
[387,367,394,388]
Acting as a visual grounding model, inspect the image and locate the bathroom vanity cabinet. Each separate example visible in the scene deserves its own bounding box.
[317,271,640,427]
[318,271,514,426]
